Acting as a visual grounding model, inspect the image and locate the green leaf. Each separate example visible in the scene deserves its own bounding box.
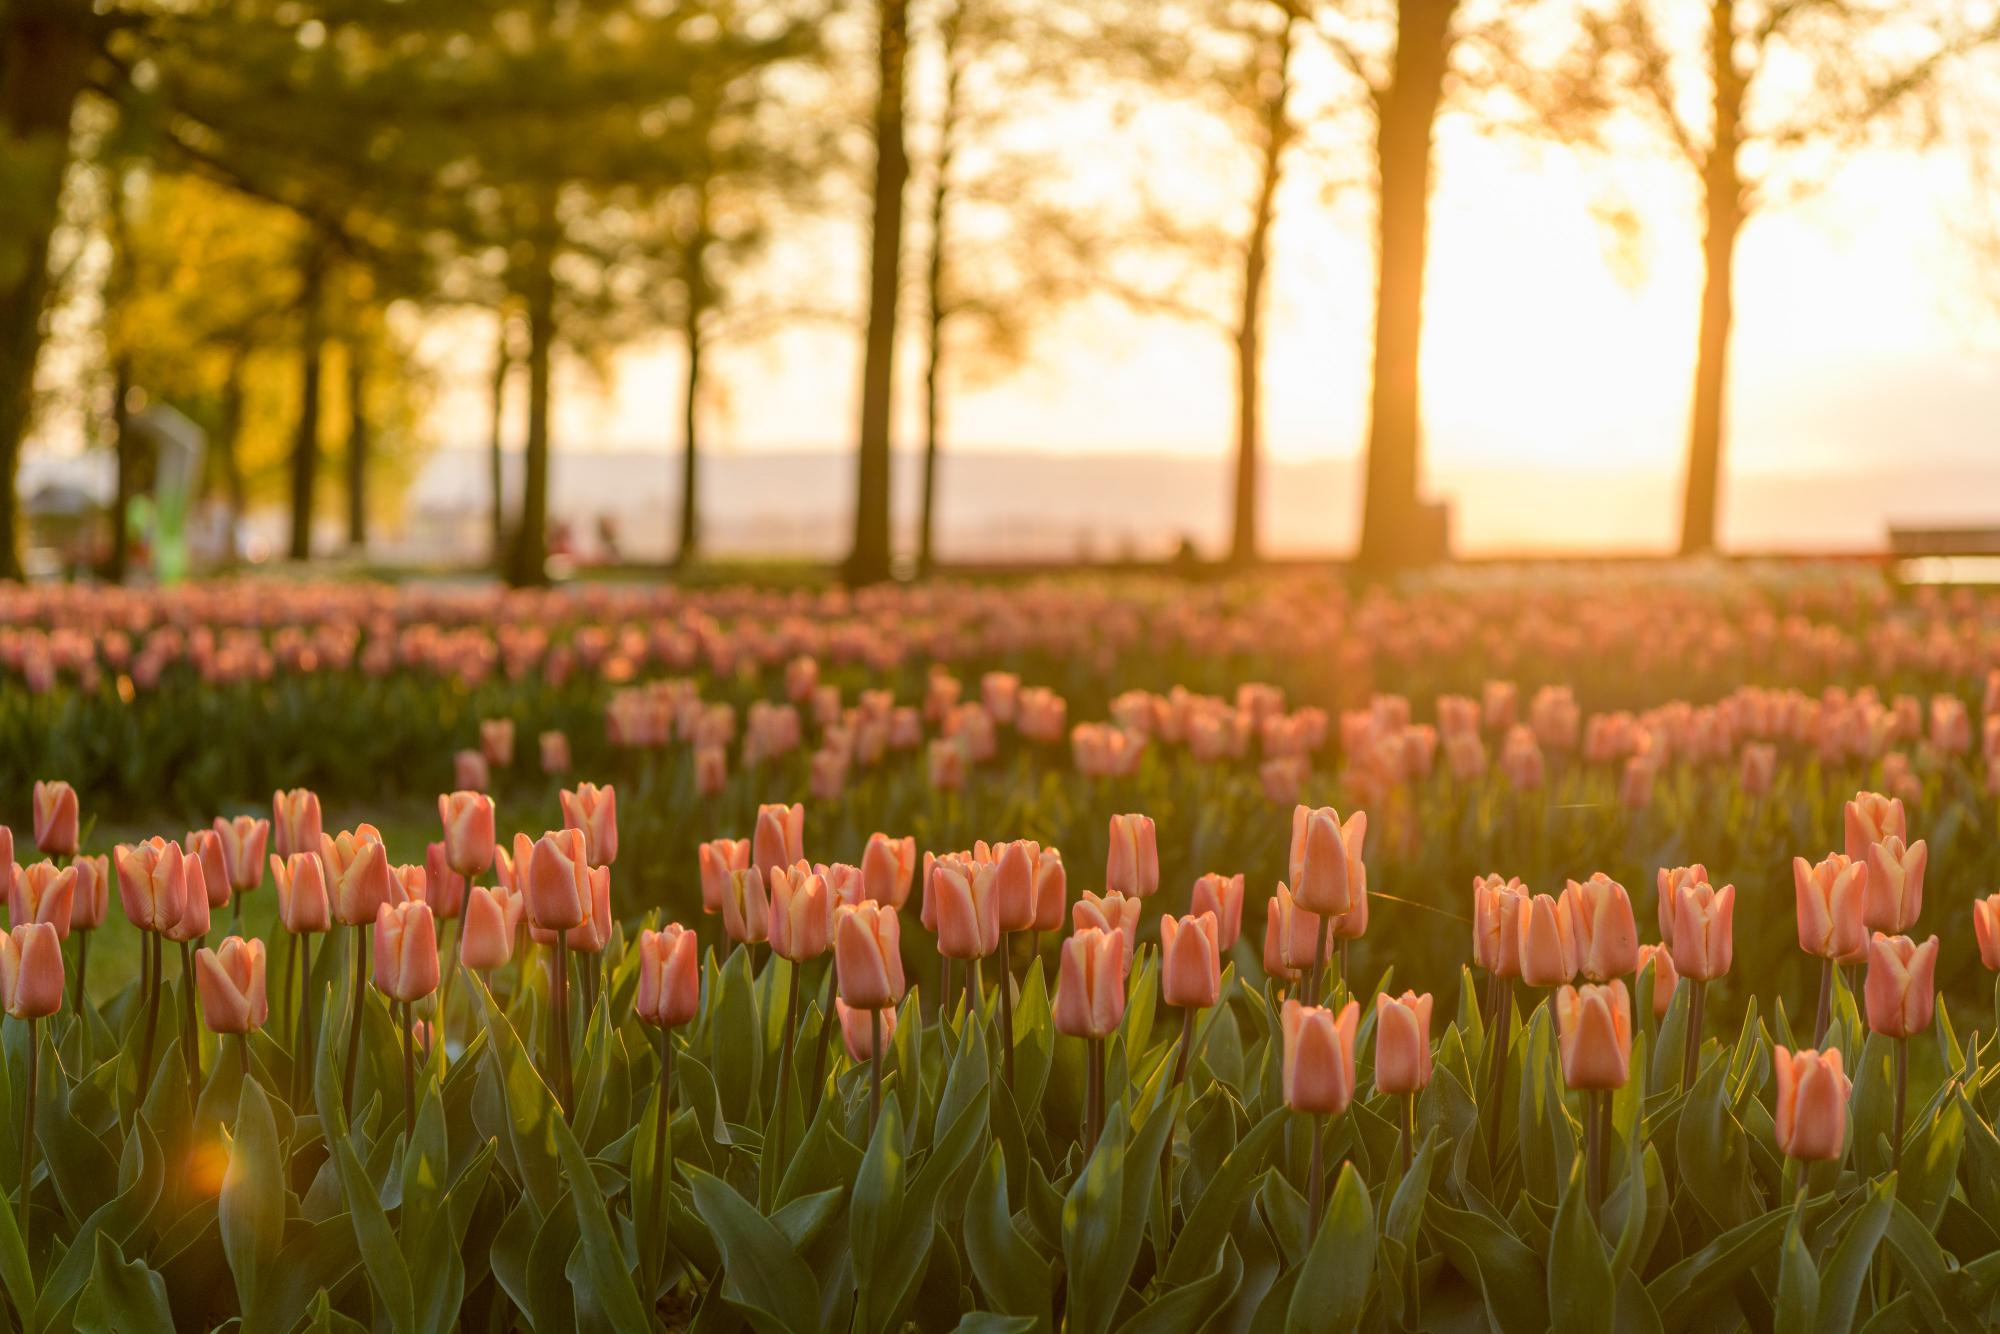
[1285,1162,1374,1334]
[550,1101,653,1331]
[1548,1159,1614,1334]
[965,1142,1053,1318]
[1115,1236,1243,1334]
[74,1235,173,1334]
[1774,1200,1819,1334]
[687,1166,821,1334]
[1648,1206,1788,1328]
[328,1105,418,1334]
[220,1075,287,1313]
[1063,1093,1176,1334]
[1164,1106,1283,1287]
[1426,1198,1549,1334]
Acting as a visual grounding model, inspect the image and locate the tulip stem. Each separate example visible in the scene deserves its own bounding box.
[180,941,200,1115]
[282,933,299,1043]
[1171,1005,1196,1087]
[440,915,461,1054]
[138,931,162,1098]
[1682,979,1707,1093]
[868,1009,883,1134]
[1401,1090,1415,1178]
[343,926,368,1118]
[1338,938,1349,998]
[806,958,836,1119]
[72,931,89,1016]
[939,957,953,1027]
[1085,1036,1105,1154]
[237,1032,250,1086]
[1813,957,1834,1048]
[1484,977,1512,1172]
[20,1016,37,1242]
[401,999,415,1139]
[1892,1036,1907,1177]
[1309,924,1328,1007]
[648,1035,674,1293]
[1307,1112,1326,1232]
[998,932,1016,1088]
[773,960,802,1169]
[1584,1089,1604,1224]
[294,933,315,1108]
[553,940,573,1117]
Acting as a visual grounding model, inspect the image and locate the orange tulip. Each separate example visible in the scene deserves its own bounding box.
[1072,887,1140,955]
[1053,927,1128,1038]
[1032,849,1068,932]
[187,829,232,909]
[1772,1046,1850,1161]
[1563,874,1637,982]
[1374,991,1434,1095]
[1515,892,1576,987]
[698,838,749,915]
[1269,882,1325,978]
[1555,981,1632,1090]
[753,802,805,881]
[834,902,905,1010]
[480,718,515,768]
[31,780,78,857]
[11,861,74,939]
[1862,836,1926,934]
[722,865,770,945]
[860,832,917,908]
[1190,872,1244,950]
[70,854,108,930]
[117,838,188,933]
[769,862,832,962]
[424,842,466,920]
[1472,874,1528,978]
[460,885,517,970]
[213,815,271,893]
[271,788,324,859]
[1654,864,1708,947]
[1843,791,1905,865]
[196,936,268,1034]
[271,852,331,933]
[559,783,618,868]
[837,997,897,1060]
[322,826,392,927]
[1160,912,1221,1009]
[539,730,572,775]
[1635,943,1678,1018]
[165,856,212,943]
[0,922,64,1019]
[995,839,1041,931]
[1280,998,1359,1114]
[934,857,1000,959]
[437,790,497,878]
[1976,894,2000,971]
[373,901,441,1002]
[1668,881,1735,982]
[636,924,700,1027]
[1793,853,1868,961]
[1864,932,1938,1038]
[523,829,591,932]
[1289,805,1363,916]
[1106,814,1159,899]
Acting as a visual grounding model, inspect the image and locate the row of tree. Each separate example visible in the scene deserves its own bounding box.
[1,0,1995,583]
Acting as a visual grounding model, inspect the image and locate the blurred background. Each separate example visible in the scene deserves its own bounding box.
[3,0,2000,585]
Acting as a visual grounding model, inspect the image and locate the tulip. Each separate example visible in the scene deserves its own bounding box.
[1289,805,1362,917]
[1635,943,1677,1019]
[1772,1046,1850,1162]
[1281,998,1360,1115]
[721,866,771,946]
[322,826,392,927]
[934,858,1000,961]
[563,864,612,955]
[1843,791,1905,865]
[1032,849,1067,933]
[821,861,864,907]
[213,815,270,894]
[187,829,232,911]
[753,802,805,882]
[272,788,324,859]
[860,833,916,908]
[116,838,185,933]
[423,842,467,921]
[837,997,897,1061]
[524,829,590,932]
[637,924,701,1028]
[389,862,427,907]
[1160,912,1221,1011]
[1105,814,1159,899]
[560,783,618,868]
[1668,880,1734,982]
[272,852,331,934]
[1057,926,1128,1152]
[461,885,517,971]
[196,936,268,1035]
[480,718,515,768]
[374,901,441,1002]
[11,862,73,939]
[834,902,905,1011]
[455,750,490,792]
[438,791,496,878]
[1190,872,1245,950]
[165,856,212,943]
[1072,888,1140,956]
[1472,874,1528,978]
[1654,864,1708,947]
[1794,854,1868,961]
[0,923,63,1019]
[693,744,727,797]
[1976,894,2000,971]
[1557,979,1632,1216]
[769,863,831,962]
[539,730,572,774]
[70,853,108,930]
[994,839,1041,932]
[1563,874,1637,983]
[1862,836,1926,934]
[1865,931,1938,1173]
[31,781,78,857]
[698,838,749,914]
[1516,892,1576,988]
[1375,990,1434,1097]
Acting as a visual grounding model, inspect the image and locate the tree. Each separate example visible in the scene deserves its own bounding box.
[1556,0,2000,554]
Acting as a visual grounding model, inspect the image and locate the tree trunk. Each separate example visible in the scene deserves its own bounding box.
[1356,0,1455,574]
[488,315,510,567]
[287,237,326,562]
[675,212,708,568]
[916,2,961,581]
[0,6,96,580]
[508,224,556,587]
[108,354,133,580]
[1231,16,1295,567]
[846,0,910,586]
[219,350,247,565]
[1679,0,1744,556]
[345,343,368,551]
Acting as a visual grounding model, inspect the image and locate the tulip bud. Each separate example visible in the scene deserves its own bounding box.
[993,839,1041,931]
[698,838,749,915]
[31,780,79,857]
[374,901,441,1002]
[116,838,186,934]
[0,922,64,1019]
[272,788,323,859]
[1032,849,1068,932]
[524,829,591,932]
[196,936,268,1034]
[165,856,212,943]
[11,861,74,939]
[437,790,497,878]
[636,924,700,1027]
[1516,892,1576,987]
[271,852,332,934]
[1635,943,1678,1018]
[1843,791,1905,866]
[213,816,271,893]
[1289,806,1363,916]
[1160,912,1221,1009]
[1864,932,1938,1038]
[1654,864,1708,948]
[1976,894,2000,971]
[1071,888,1140,956]
[1555,981,1632,1090]
[1862,836,1926,934]
[1190,872,1244,950]
[834,902,905,1010]
[1280,998,1359,1114]
[860,833,916,908]
[460,885,517,970]
[480,718,515,768]
[1374,991,1433,1095]
[769,863,832,962]
[559,783,618,868]
[1053,927,1128,1038]
[70,853,108,930]
[1472,874,1528,977]
[753,803,805,882]
[454,750,490,793]
[322,826,392,927]
[837,997,897,1060]
[1772,1046,1850,1161]
[1668,880,1735,982]
[722,865,770,945]
[934,858,1001,959]
[186,829,231,910]
[1106,814,1159,899]
[1563,874,1638,983]
[1269,881,1324,978]
[1793,853,1868,961]
[539,730,572,775]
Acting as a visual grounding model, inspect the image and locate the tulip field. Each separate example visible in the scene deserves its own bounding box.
[4,567,2000,1332]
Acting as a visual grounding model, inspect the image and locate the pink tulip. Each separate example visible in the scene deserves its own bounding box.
[769,863,832,961]
[524,829,591,932]
[1106,814,1159,899]
[1032,849,1068,932]
[636,924,700,1027]
[1793,853,1868,961]
[0,923,64,1018]
[1053,927,1128,1038]
[1280,998,1359,1114]
[31,780,78,857]
[1655,864,1708,947]
[722,866,770,945]
[1289,805,1363,916]
[11,861,74,939]
[837,997,897,1060]
[1191,872,1245,950]
[461,885,516,971]
[272,788,323,859]
[1772,1046,1850,1161]
[1072,888,1140,956]
[834,902,904,1010]
[213,815,271,893]
[1862,836,1926,934]
[753,803,805,882]
[1843,791,1905,866]
[1976,894,2000,971]
[933,858,1000,959]
[1160,912,1221,1009]
[1515,893,1576,987]
[1635,943,1677,1018]
[1668,880,1735,982]
[1864,932,1938,1038]
[539,730,572,775]
[860,833,917,908]
[373,901,441,1002]
[698,838,749,915]
[271,852,331,934]
[994,839,1041,931]
[187,829,232,909]
[424,842,466,920]
[560,783,618,868]
[1374,991,1433,1095]
[1555,981,1632,1090]
[437,791,497,878]
[1563,874,1638,982]
[480,718,515,768]
[196,936,268,1033]
[71,854,108,930]
[1472,874,1528,978]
